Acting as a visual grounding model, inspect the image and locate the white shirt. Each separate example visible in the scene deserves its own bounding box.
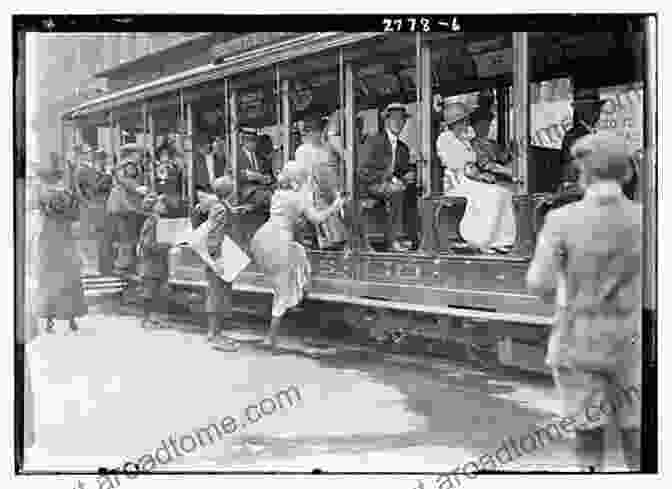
[386,128,400,171]
[436,129,476,173]
[295,143,331,172]
[244,148,258,171]
[205,154,215,184]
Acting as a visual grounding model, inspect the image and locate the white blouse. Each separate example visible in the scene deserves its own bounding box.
[436,130,476,172]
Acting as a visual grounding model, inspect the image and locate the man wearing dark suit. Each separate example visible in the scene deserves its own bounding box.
[191,136,229,228]
[358,103,417,252]
[193,136,228,196]
[237,128,274,210]
[560,88,606,187]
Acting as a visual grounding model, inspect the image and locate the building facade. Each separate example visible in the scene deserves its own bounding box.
[26,32,199,167]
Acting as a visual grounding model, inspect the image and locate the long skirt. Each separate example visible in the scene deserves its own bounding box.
[312,165,348,248]
[31,217,87,320]
[450,177,516,249]
[250,224,311,318]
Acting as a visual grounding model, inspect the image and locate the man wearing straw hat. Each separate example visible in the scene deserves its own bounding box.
[358,102,417,252]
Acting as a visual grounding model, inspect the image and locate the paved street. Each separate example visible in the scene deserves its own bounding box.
[24,306,629,474]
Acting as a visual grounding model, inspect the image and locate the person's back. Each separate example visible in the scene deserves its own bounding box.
[527,132,643,473]
[545,191,642,316]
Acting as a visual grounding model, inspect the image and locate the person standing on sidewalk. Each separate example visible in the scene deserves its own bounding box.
[136,193,173,330]
[250,160,345,351]
[527,132,642,472]
[106,145,148,274]
[30,158,87,334]
[196,175,240,350]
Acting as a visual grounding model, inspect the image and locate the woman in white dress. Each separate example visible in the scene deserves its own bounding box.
[294,114,348,249]
[436,102,516,253]
[250,161,345,350]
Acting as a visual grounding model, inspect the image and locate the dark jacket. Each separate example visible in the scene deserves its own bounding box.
[237,147,274,202]
[358,131,411,198]
[560,125,592,184]
[193,152,228,196]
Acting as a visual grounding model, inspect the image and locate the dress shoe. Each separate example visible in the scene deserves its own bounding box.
[388,240,405,252]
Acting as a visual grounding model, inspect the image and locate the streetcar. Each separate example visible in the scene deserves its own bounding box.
[61,22,657,373]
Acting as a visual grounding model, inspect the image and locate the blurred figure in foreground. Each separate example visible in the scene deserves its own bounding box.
[527,132,642,472]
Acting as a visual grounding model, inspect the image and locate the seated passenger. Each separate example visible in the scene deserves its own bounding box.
[295,113,348,250]
[469,104,515,187]
[436,102,516,253]
[193,135,228,198]
[560,88,606,187]
[358,103,417,252]
[237,128,274,211]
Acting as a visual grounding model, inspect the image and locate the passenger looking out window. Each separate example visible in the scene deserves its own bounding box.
[436,102,516,253]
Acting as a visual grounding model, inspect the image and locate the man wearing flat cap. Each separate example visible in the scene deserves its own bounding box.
[358,102,417,252]
[236,127,274,210]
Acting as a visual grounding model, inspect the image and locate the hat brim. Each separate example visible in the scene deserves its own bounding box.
[384,108,411,119]
[444,112,473,126]
[572,98,607,106]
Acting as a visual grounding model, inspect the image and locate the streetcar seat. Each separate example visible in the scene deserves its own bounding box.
[359,198,390,247]
[433,196,471,252]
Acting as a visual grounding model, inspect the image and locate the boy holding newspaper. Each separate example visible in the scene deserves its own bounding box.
[193,175,248,349]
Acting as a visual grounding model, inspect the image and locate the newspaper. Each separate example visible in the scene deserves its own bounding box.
[177,220,251,283]
[156,217,193,245]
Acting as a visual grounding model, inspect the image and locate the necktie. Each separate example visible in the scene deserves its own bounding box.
[251,151,258,171]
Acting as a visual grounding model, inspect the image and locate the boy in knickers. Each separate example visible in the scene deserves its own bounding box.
[137,193,172,329]
[196,175,239,350]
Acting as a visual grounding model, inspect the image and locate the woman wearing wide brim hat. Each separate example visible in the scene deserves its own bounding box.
[436,100,516,252]
[441,101,476,128]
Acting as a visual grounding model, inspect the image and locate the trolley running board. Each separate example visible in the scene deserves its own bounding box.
[169,278,554,326]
